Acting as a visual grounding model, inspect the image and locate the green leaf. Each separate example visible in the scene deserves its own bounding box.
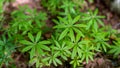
[109,47,116,53]
[38,41,51,45]
[54,40,60,48]
[55,58,62,65]
[86,19,93,30]
[53,59,57,66]
[59,28,69,40]
[89,54,94,61]
[37,46,44,55]
[109,41,120,58]
[53,47,59,50]
[71,47,77,59]
[62,41,66,48]
[96,16,105,18]
[74,24,86,28]
[40,45,50,51]
[104,42,110,48]
[61,55,67,60]
[53,24,66,28]
[53,19,59,24]
[36,60,40,68]
[72,15,80,24]
[54,51,60,57]
[30,47,35,59]
[43,57,50,63]
[20,40,33,45]
[93,21,98,32]
[86,56,89,63]
[102,43,107,52]
[94,9,98,16]
[114,49,120,56]
[96,19,104,26]
[49,59,52,65]
[28,33,34,42]
[22,45,33,52]
[69,28,75,42]
[68,14,72,24]
[81,54,85,61]
[76,34,81,42]
[77,47,82,58]
[58,17,68,24]
[29,57,37,65]
[73,27,84,37]
[35,31,41,43]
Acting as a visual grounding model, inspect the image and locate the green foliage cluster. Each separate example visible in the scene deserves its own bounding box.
[41,0,81,15]
[0,34,15,67]
[0,0,5,29]
[0,0,120,68]
[109,38,120,58]
[10,7,47,34]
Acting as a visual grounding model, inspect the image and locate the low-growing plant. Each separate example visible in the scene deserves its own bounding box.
[0,0,7,29]
[59,0,76,15]
[0,0,5,18]
[82,9,105,32]
[53,14,86,41]
[52,9,112,67]
[42,36,72,66]
[0,34,15,67]
[10,7,32,33]
[43,48,63,66]
[20,31,51,67]
[41,0,80,15]
[1,0,120,68]
[109,38,120,58]
[10,6,47,34]
[52,40,71,61]
[91,30,110,52]
[41,0,61,15]
[69,34,96,68]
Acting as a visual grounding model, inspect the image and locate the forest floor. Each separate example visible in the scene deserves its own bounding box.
[2,0,120,68]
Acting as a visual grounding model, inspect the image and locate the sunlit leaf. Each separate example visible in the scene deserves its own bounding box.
[69,28,75,42]
[40,45,50,51]
[55,58,62,65]
[59,28,69,40]
[72,15,80,24]
[35,31,41,42]
[38,41,51,45]
[20,40,33,45]
[22,45,33,52]
[28,33,34,42]
[30,47,35,59]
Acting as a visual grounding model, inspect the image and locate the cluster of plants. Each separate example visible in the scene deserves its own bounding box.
[0,0,120,68]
